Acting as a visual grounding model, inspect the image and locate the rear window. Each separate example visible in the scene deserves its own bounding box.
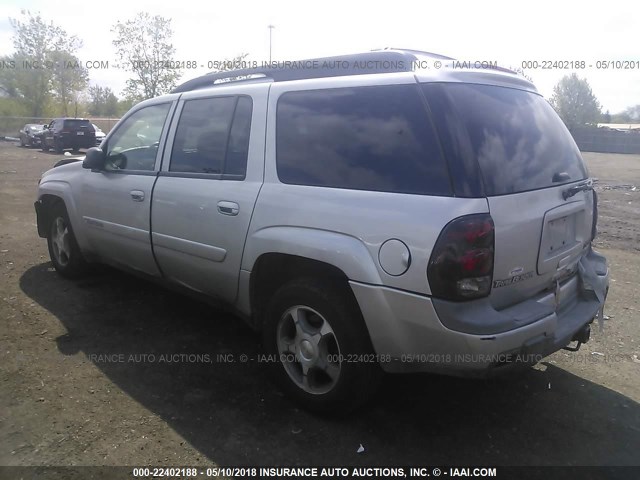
[421,83,587,196]
[276,85,452,196]
[63,119,92,130]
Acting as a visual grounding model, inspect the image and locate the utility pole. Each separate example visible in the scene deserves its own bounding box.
[268,24,275,64]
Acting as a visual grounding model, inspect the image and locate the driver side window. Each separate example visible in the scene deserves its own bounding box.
[105,103,171,172]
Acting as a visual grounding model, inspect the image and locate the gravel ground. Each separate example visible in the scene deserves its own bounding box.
[0,143,639,471]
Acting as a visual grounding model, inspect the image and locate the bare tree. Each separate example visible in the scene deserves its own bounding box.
[112,13,182,102]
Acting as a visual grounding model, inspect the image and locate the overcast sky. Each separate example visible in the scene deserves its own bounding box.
[1,0,638,113]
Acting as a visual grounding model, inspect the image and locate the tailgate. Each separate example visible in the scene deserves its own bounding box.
[488,184,593,309]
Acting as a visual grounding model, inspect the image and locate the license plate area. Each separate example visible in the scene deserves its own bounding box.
[546,216,573,252]
[538,202,588,275]
[77,131,84,135]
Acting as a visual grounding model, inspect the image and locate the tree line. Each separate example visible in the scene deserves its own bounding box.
[0,10,243,120]
[549,73,640,131]
[0,11,133,118]
[0,10,637,130]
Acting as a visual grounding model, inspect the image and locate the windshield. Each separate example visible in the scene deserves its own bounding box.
[421,83,588,196]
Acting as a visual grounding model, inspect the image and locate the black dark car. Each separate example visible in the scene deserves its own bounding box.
[41,118,96,153]
[19,124,45,147]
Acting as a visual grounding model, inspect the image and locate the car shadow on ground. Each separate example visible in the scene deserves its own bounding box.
[20,263,640,466]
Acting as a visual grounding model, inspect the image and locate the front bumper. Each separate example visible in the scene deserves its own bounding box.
[350,248,609,375]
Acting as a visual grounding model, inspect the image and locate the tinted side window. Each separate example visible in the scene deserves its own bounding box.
[225,97,253,176]
[422,83,587,196]
[170,96,252,176]
[276,85,452,196]
[419,85,484,198]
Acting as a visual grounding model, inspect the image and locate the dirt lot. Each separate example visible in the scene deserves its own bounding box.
[0,144,639,469]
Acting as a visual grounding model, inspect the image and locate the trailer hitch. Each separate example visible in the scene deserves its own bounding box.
[563,324,591,352]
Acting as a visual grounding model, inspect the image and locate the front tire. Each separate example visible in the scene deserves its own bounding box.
[46,202,87,278]
[54,139,64,154]
[263,278,381,413]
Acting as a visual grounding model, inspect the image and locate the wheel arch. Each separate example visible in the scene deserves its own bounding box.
[245,228,382,329]
[36,182,87,249]
[36,194,64,238]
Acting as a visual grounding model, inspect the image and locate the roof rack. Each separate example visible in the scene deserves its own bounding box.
[171,49,453,93]
[375,47,455,60]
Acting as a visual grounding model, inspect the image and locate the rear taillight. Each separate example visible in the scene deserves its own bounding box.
[427,214,495,301]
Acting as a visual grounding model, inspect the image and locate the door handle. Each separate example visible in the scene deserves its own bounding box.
[217,201,239,216]
[130,190,145,202]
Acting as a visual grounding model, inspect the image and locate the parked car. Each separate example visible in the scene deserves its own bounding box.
[40,118,96,153]
[19,123,44,147]
[34,49,609,413]
[92,124,106,145]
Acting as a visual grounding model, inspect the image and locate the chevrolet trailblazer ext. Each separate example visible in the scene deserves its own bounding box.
[35,50,609,412]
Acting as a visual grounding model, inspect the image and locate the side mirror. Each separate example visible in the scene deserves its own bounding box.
[43,124,48,129]
[83,147,106,170]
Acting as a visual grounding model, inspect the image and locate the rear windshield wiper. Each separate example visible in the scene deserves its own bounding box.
[563,180,593,200]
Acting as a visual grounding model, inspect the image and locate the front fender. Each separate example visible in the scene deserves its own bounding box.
[37,178,88,250]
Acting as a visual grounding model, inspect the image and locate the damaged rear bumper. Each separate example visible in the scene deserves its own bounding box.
[350,247,609,375]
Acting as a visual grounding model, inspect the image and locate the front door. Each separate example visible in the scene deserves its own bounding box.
[79,101,176,276]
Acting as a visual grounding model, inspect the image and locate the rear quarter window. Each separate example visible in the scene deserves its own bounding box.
[421,83,587,196]
[276,84,452,196]
[63,119,92,130]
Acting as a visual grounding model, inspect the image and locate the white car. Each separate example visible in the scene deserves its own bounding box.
[92,124,106,145]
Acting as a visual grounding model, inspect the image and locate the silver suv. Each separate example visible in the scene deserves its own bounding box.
[35,49,609,412]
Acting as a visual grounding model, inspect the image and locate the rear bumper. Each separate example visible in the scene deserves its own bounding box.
[350,248,609,375]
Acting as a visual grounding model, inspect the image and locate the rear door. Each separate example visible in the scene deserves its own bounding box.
[151,84,266,303]
[422,83,594,309]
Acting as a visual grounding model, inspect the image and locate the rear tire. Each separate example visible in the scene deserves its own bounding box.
[263,278,381,414]
[46,202,87,278]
